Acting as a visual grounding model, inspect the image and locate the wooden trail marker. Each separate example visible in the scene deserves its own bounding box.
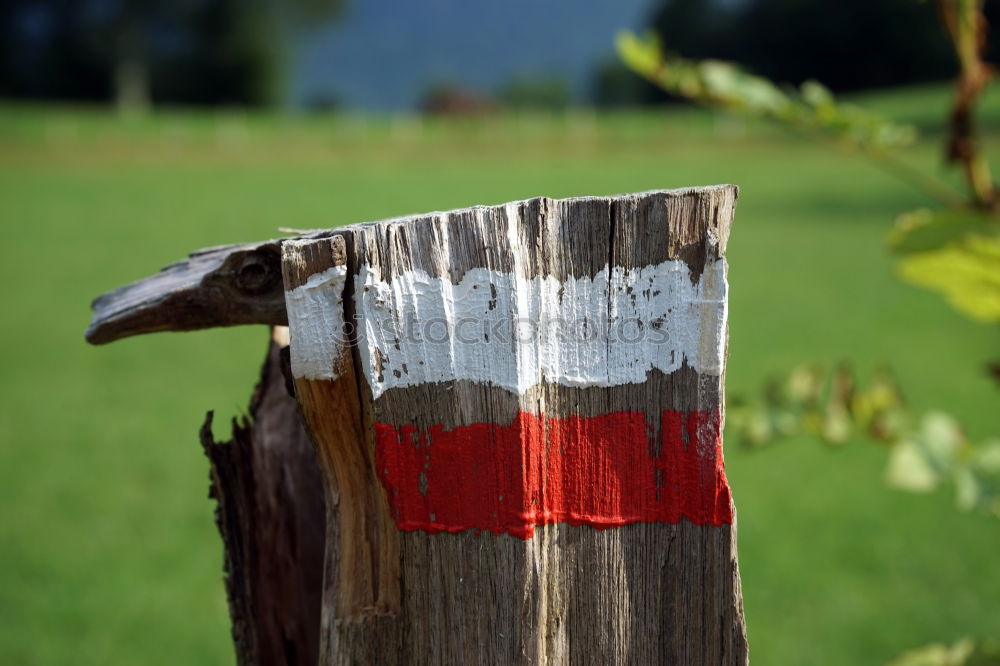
[87,186,747,665]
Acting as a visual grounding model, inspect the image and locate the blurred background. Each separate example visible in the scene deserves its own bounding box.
[1,0,998,664]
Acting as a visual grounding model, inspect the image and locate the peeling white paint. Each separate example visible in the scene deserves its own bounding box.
[284,265,348,380]
[354,259,727,398]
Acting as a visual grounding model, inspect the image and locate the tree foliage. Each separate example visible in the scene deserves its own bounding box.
[645,0,970,94]
[0,0,344,108]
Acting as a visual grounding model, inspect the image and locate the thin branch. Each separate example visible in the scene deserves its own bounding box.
[936,0,998,211]
[864,150,970,210]
[788,123,969,208]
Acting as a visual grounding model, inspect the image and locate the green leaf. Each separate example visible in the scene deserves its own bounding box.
[800,80,834,109]
[699,60,788,114]
[920,412,964,452]
[786,364,825,403]
[887,440,943,491]
[955,467,982,512]
[963,440,1000,517]
[889,208,999,254]
[615,31,663,80]
[973,439,1000,474]
[895,232,1000,323]
[885,638,977,666]
[886,638,1000,666]
[885,412,963,492]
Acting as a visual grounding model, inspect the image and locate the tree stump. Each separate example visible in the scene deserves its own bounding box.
[88,186,747,665]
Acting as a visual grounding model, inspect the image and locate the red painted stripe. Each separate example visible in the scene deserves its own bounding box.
[374,409,732,539]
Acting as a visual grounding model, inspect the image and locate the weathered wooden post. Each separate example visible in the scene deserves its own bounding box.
[87,186,746,665]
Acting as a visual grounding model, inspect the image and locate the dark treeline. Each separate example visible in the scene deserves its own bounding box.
[2,0,994,110]
[594,0,1000,106]
[0,0,341,109]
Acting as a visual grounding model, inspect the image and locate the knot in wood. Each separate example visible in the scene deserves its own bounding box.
[235,248,282,296]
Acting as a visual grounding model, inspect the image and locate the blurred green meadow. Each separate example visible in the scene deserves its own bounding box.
[1,84,997,665]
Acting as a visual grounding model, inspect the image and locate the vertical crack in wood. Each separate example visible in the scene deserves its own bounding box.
[281,237,401,634]
[341,230,403,616]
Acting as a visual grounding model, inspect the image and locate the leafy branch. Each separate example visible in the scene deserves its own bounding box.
[616,20,1000,325]
[935,0,997,210]
[616,31,965,207]
[728,363,1000,519]
[615,4,1000,521]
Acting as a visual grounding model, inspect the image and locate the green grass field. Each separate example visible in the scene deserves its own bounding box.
[1,85,997,664]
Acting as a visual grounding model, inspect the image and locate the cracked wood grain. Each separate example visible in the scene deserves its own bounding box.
[282,187,747,665]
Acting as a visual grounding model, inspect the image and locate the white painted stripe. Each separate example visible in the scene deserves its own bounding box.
[354,259,727,398]
[284,265,348,380]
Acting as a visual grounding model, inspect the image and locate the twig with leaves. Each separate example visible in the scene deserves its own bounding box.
[617,19,1000,324]
[728,363,1000,518]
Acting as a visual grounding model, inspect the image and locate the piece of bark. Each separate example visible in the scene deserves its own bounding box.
[283,187,747,665]
[201,327,328,666]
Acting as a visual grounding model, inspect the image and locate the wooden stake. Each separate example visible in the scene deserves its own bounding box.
[281,187,747,664]
[88,186,747,665]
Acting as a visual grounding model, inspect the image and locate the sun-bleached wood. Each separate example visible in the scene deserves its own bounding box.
[282,187,747,665]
